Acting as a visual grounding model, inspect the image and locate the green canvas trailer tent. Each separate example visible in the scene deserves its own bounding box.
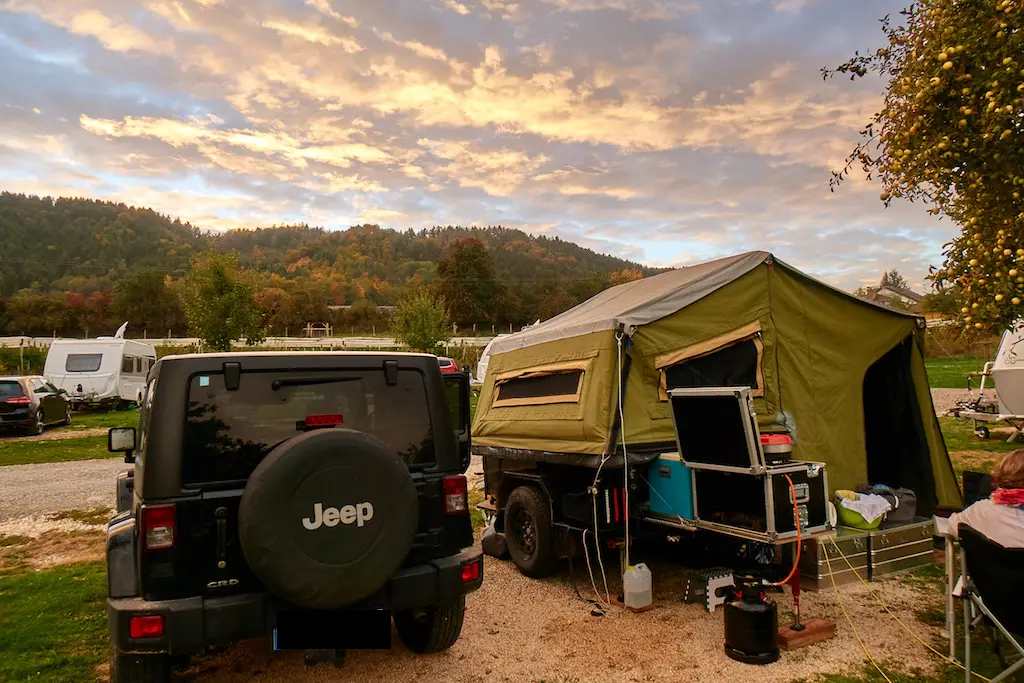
[473,251,960,576]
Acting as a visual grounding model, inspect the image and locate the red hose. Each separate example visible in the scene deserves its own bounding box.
[769,474,802,587]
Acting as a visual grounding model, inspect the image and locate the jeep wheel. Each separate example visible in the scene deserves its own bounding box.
[60,403,72,426]
[395,597,466,654]
[505,485,558,578]
[109,644,171,683]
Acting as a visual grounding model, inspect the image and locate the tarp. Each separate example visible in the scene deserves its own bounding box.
[489,252,770,355]
[473,252,961,512]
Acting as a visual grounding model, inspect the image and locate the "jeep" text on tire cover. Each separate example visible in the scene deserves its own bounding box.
[302,502,374,530]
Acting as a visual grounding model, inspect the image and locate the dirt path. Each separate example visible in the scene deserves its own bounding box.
[931,387,974,415]
[0,457,122,522]
[2,427,107,444]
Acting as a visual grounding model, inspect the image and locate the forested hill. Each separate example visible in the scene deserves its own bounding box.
[0,191,655,301]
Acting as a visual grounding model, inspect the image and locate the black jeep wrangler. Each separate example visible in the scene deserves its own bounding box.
[105,352,481,682]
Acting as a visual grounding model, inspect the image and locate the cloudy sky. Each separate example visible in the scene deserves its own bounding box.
[0,0,952,291]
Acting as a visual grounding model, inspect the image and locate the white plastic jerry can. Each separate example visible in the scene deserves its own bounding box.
[623,563,652,609]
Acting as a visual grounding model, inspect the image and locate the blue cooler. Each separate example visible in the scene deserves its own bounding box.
[648,452,695,519]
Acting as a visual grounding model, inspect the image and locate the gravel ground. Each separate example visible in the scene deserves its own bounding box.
[931,388,974,415]
[187,550,944,683]
[0,457,122,522]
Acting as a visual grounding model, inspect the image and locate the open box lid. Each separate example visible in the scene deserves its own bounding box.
[667,386,766,474]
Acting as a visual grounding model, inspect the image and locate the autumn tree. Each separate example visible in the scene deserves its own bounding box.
[391,289,452,352]
[609,268,645,286]
[827,0,1024,332]
[112,268,184,335]
[433,238,501,326]
[179,252,265,351]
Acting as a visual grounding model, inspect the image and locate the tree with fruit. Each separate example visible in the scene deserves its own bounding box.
[827,0,1024,333]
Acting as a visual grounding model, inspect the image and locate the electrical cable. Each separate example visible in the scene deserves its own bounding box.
[617,331,630,572]
[827,537,991,682]
[590,474,611,604]
[582,529,610,610]
[823,548,895,683]
[768,474,801,587]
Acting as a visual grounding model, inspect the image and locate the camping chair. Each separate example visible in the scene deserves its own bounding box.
[959,526,1024,682]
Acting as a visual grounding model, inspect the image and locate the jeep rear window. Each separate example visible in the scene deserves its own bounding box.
[66,354,103,372]
[182,369,435,485]
[0,381,23,399]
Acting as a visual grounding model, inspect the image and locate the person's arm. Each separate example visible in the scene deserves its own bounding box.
[947,501,986,539]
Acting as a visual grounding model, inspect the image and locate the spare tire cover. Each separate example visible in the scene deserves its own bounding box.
[238,428,418,609]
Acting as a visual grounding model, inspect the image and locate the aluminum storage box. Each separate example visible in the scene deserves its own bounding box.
[690,460,829,543]
[797,527,870,591]
[869,517,935,579]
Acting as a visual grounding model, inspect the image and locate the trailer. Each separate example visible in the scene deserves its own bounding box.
[44,332,156,408]
[472,252,960,583]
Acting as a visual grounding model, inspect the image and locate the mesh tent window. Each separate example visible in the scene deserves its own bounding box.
[656,321,764,399]
[491,360,589,408]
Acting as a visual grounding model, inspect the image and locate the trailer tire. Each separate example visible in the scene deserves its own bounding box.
[975,426,990,440]
[504,485,558,578]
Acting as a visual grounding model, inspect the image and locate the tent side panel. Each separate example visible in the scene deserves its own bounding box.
[625,267,773,446]
[770,266,926,494]
[472,331,616,455]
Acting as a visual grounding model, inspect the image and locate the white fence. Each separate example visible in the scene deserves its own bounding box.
[0,336,493,350]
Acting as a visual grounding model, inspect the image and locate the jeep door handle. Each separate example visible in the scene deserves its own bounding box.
[215,507,228,567]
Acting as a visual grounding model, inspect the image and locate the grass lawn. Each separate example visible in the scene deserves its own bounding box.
[924,355,987,389]
[0,408,138,467]
[0,435,112,467]
[0,561,108,683]
[62,408,139,432]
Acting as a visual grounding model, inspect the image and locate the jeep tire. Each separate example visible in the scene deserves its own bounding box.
[504,485,558,578]
[238,428,419,610]
[394,597,466,654]
[109,644,170,683]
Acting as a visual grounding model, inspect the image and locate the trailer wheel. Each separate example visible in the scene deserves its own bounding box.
[505,485,558,578]
[975,426,990,440]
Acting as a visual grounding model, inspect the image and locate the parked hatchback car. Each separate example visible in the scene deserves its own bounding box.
[0,376,71,435]
[105,352,481,682]
[437,356,460,374]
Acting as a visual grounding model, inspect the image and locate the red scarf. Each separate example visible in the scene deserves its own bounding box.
[992,488,1024,506]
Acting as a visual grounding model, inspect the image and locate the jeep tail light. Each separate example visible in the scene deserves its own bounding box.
[442,476,468,515]
[461,559,481,583]
[129,615,164,639]
[4,396,29,404]
[142,504,176,550]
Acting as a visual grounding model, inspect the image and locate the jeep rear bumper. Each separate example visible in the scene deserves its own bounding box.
[108,547,483,654]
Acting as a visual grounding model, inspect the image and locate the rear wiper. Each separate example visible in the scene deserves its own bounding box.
[271,377,360,391]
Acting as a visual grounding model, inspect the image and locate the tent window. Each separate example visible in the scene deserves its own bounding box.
[656,322,764,400]
[491,361,588,408]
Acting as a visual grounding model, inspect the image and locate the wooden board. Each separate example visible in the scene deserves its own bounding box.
[612,596,656,614]
[777,619,836,650]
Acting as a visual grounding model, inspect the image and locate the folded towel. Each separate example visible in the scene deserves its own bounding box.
[839,493,892,524]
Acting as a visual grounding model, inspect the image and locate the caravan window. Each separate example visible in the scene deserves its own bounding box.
[491,361,588,408]
[66,354,103,373]
[122,356,135,373]
[135,357,144,374]
[657,322,764,399]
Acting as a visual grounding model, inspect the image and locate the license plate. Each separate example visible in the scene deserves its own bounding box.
[274,609,391,650]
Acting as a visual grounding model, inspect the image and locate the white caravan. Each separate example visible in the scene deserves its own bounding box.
[992,323,1024,415]
[44,325,156,407]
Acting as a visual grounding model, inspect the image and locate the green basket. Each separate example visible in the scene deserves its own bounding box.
[835,490,884,531]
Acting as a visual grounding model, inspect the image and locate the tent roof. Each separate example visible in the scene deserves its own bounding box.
[490,251,920,355]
